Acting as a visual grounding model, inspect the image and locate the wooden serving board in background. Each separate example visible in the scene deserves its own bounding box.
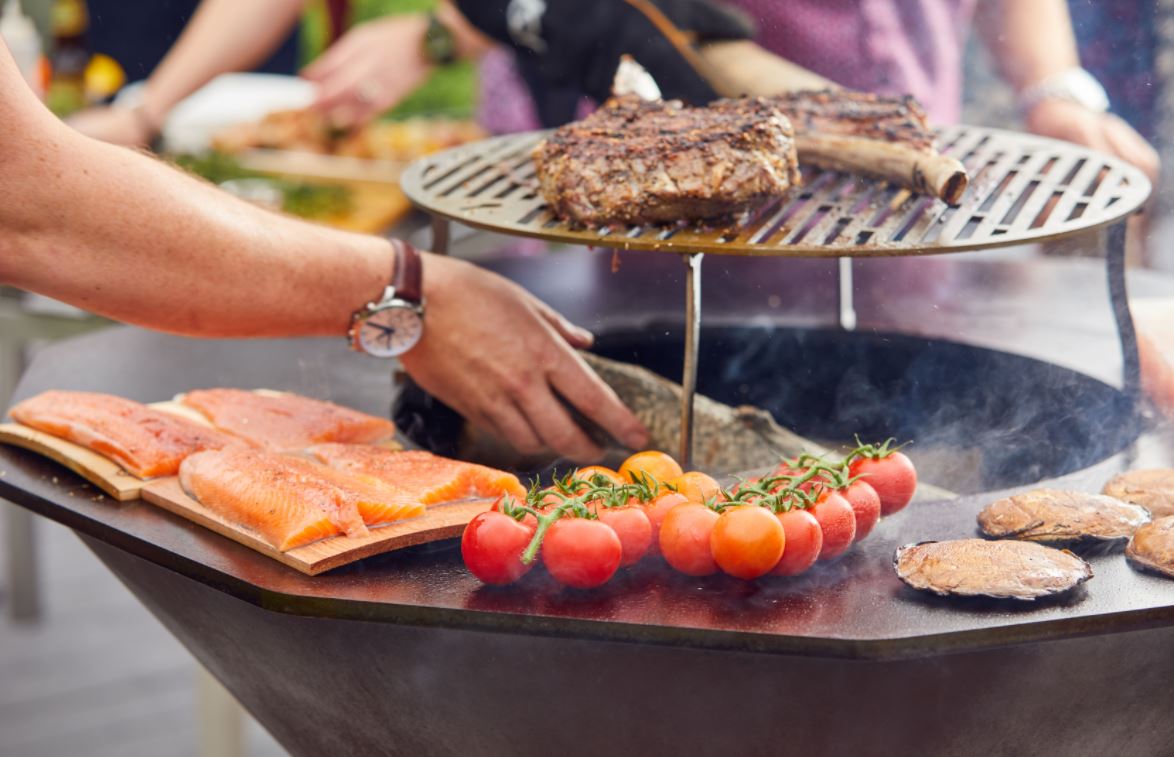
[142,477,491,575]
[0,423,144,500]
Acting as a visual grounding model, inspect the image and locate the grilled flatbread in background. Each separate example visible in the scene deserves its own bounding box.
[895,539,1093,601]
[1127,516,1174,579]
[1103,469,1174,518]
[977,489,1150,545]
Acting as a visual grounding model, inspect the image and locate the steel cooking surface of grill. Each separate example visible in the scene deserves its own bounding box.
[400,125,1150,256]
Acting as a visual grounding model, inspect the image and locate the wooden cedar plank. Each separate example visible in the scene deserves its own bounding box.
[141,477,491,576]
[0,422,143,500]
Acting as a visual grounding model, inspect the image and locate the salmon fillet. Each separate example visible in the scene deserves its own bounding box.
[9,390,238,478]
[307,445,527,509]
[180,448,425,550]
[180,388,395,451]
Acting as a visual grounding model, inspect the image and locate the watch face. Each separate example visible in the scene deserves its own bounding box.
[357,304,423,358]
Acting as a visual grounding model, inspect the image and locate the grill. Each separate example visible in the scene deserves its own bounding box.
[400,125,1152,464]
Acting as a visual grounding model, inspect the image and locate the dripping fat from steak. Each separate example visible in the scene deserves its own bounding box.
[533,95,801,226]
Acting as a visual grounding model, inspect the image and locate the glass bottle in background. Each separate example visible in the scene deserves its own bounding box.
[46,0,87,115]
[0,0,43,97]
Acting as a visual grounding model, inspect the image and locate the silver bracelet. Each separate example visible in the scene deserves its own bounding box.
[1017,67,1110,115]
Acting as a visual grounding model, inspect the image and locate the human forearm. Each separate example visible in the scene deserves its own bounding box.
[975,0,1079,93]
[141,0,306,125]
[2,119,392,338]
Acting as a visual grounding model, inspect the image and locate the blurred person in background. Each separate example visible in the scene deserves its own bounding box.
[68,0,1158,187]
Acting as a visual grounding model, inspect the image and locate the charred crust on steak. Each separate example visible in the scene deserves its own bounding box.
[533,95,801,226]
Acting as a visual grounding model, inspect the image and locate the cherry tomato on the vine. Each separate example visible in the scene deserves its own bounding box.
[849,451,917,515]
[841,479,881,541]
[659,504,720,576]
[573,466,626,486]
[461,511,536,586]
[597,506,653,566]
[710,505,785,580]
[641,491,689,556]
[542,518,623,589]
[620,450,684,484]
[811,491,857,561]
[771,509,823,576]
[669,471,722,506]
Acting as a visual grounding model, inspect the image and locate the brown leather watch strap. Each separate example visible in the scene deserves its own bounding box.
[390,239,423,303]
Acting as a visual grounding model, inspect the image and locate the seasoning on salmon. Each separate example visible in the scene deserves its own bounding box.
[180,388,396,450]
[9,390,238,478]
[179,448,425,551]
[1102,469,1174,518]
[307,444,527,509]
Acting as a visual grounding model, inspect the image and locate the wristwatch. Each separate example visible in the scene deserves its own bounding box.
[1017,67,1110,115]
[348,240,425,358]
[422,12,459,66]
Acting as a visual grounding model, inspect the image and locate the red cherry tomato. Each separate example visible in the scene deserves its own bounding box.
[849,452,917,515]
[811,491,856,561]
[597,506,653,567]
[461,511,536,585]
[659,504,720,576]
[771,509,823,576]
[841,479,881,541]
[641,491,689,556]
[710,505,785,580]
[542,518,623,589]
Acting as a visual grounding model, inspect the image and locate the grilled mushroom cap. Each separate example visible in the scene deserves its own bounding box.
[894,539,1093,600]
[1103,469,1174,518]
[1126,516,1174,578]
[977,489,1149,544]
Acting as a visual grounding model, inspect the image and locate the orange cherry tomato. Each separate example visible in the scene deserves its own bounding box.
[659,504,720,576]
[597,506,653,566]
[640,491,689,556]
[710,505,785,580]
[812,491,857,561]
[619,450,684,484]
[573,466,626,486]
[771,509,823,576]
[669,471,722,506]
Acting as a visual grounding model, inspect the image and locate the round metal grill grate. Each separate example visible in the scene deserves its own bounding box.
[401,125,1151,257]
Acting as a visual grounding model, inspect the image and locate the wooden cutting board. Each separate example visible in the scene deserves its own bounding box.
[141,477,490,575]
[0,422,144,500]
[1,395,488,574]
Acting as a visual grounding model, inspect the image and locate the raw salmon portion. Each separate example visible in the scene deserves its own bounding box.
[180,388,395,451]
[180,448,424,551]
[308,444,527,510]
[9,390,238,478]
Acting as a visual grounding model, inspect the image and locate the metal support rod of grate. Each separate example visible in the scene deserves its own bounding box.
[680,253,704,466]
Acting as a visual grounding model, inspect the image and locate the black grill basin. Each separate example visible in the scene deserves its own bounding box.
[399,325,1139,494]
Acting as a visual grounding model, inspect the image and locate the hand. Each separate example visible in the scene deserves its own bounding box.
[301,15,433,130]
[400,254,649,462]
[66,105,155,147]
[1025,99,1160,186]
